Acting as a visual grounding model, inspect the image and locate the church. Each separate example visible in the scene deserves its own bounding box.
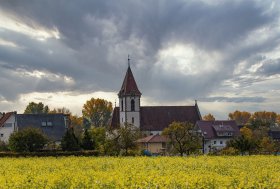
[111,58,202,135]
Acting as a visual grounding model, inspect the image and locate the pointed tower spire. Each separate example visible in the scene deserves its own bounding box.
[118,57,141,97]
[128,54,130,67]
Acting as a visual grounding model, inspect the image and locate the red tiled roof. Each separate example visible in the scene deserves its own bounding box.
[0,112,14,127]
[136,134,169,143]
[196,120,240,139]
[111,105,201,131]
[118,66,141,97]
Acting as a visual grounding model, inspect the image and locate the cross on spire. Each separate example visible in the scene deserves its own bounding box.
[128,54,130,67]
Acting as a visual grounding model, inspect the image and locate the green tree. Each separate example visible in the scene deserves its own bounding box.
[81,129,95,150]
[49,107,71,114]
[249,111,277,129]
[90,127,106,151]
[9,128,48,152]
[162,122,201,156]
[117,123,140,155]
[82,98,113,127]
[24,102,49,114]
[227,127,257,155]
[61,128,80,151]
[203,113,215,121]
[228,110,251,125]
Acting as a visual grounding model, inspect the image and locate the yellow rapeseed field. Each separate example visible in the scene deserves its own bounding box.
[0,156,279,188]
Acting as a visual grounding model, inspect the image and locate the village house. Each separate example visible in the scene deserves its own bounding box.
[136,134,170,155]
[0,112,70,143]
[0,112,17,142]
[195,120,240,154]
[111,58,202,135]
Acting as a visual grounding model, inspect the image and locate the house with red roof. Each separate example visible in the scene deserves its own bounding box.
[195,120,240,154]
[111,57,202,135]
[136,134,170,155]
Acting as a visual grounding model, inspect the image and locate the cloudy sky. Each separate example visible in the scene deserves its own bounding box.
[0,0,279,118]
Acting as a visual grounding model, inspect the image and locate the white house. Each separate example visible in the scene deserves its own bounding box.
[0,112,17,142]
[195,120,240,154]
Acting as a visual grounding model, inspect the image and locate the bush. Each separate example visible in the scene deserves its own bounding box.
[0,150,99,157]
[61,128,80,151]
[220,147,239,156]
[0,141,9,152]
[9,128,48,152]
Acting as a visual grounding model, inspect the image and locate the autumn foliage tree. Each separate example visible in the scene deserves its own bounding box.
[162,122,201,156]
[228,110,251,125]
[203,113,215,121]
[249,111,277,129]
[82,98,113,127]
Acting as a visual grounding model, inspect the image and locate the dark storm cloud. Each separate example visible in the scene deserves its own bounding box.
[0,0,279,104]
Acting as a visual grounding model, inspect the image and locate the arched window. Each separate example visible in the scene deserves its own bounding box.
[121,100,123,111]
[131,99,135,111]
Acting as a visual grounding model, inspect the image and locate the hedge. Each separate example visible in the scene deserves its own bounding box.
[0,150,99,157]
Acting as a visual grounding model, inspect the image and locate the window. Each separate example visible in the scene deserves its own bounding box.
[41,122,47,127]
[47,122,53,126]
[122,118,123,123]
[220,141,223,145]
[4,123,12,127]
[132,117,134,124]
[121,100,123,111]
[0,134,3,137]
[213,141,216,144]
[131,99,135,111]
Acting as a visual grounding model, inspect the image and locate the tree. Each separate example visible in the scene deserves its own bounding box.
[227,127,256,155]
[117,123,140,155]
[70,115,84,140]
[82,98,113,127]
[249,111,277,129]
[9,128,48,152]
[203,113,215,121]
[24,102,49,114]
[61,128,80,151]
[228,110,251,125]
[81,129,95,150]
[90,127,106,151]
[162,122,201,156]
[49,107,71,114]
[259,137,275,154]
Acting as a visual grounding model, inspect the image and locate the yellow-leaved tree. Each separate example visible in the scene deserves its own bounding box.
[228,110,251,125]
[82,98,113,127]
[203,113,215,121]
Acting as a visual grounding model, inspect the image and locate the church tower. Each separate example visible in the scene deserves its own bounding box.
[118,57,141,128]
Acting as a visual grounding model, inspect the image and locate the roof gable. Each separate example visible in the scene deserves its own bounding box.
[196,120,240,139]
[0,112,14,127]
[137,134,169,143]
[118,66,141,96]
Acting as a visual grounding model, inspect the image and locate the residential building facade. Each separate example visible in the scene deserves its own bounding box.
[195,120,240,154]
[0,112,70,143]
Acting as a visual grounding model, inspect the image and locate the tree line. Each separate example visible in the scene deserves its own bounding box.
[2,99,279,156]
